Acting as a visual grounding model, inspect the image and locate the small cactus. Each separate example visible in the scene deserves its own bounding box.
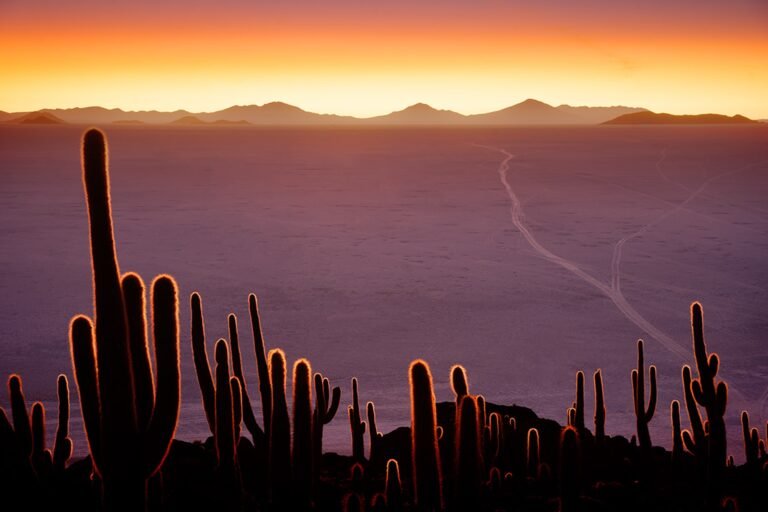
[527,428,540,479]
[631,339,656,451]
[574,371,585,435]
[385,459,403,511]
[312,372,340,478]
[367,401,383,462]
[227,313,264,445]
[741,411,759,471]
[671,401,683,464]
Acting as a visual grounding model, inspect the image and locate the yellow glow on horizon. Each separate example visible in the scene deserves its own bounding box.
[2,19,767,118]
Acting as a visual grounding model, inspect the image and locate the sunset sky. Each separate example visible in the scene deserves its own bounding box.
[1,0,767,117]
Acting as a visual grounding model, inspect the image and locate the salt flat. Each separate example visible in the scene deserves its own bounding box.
[1,124,766,458]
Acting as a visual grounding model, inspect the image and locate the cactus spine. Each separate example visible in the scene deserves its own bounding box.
[631,339,656,451]
[409,359,443,511]
[70,129,180,511]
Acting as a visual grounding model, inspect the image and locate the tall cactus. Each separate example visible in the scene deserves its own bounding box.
[349,377,366,462]
[409,360,443,511]
[688,302,728,482]
[268,349,291,505]
[367,401,383,462]
[292,359,313,507]
[631,339,656,451]
[574,371,585,435]
[69,129,180,511]
[593,370,605,442]
[249,294,273,451]
[455,395,482,507]
[228,313,264,445]
[53,375,73,471]
[741,411,759,472]
[681,365,706,462]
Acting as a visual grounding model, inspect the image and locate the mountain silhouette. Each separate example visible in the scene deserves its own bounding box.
[363,103,465,124]
[468,99,581,125]
[9,111,67,124]
[605,111,758,125]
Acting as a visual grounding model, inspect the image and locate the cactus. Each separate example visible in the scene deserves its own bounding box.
[450,364,469,404]
[8,375,32,460]
[409,360,443,511]
[214,340,237,476]
[574,371,585,435]
[227,313,264,445]
[348,377,366,462]
[681,365,706,461]
[486,411,501,469]
[368,401,383,462]
[631,339,656,451]
[593,370,606,442]
[671,400,683,464]
[312,372,340,475]
[292,359,313,507]
[559,427,581,512]
[248,294,273,450]
[455,395,482,506]
[30,402,52,476]
[688,302,728,482]
[52,375,73,471]
[527,428,540,479]
[268,349,291,505]
[69,128,180,511]
[741,411,759,471]
[190,292,215,432]
[385,459,403,511]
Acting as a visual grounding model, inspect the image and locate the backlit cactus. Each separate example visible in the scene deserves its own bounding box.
[409,359,443,511]
[631,339,656,451]
[69,129,180,511]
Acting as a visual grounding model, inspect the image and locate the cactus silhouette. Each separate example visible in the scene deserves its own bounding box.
[69,128,180,511]
[312,372,340,476]
[349,377,366,462]
[409,359,443,511]
[268,348,291,505]
[455,395,482,506]
[292,359,313,507]
[214,339,238,475]
[385,459,403,511]
[52,375,72,471]
[559,427,581,512]
[249,294,273,451]
[741,411,759,471]
[367,401,383,462]
[228,313,264,445]
[681,365,706,462]
[631,339,656,451]
[526,428,540,479]
[671,400,683,464]
[593,369,605,442]
[689,302,728,484]
[574,371,585,435]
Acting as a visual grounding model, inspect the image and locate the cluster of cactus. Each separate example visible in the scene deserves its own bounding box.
[4,128,768,511]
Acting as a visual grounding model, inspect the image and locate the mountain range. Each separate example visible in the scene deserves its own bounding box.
[1,100,760,126]
[1,100,647,126]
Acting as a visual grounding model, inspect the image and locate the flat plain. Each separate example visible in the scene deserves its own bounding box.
[1,124,766,457]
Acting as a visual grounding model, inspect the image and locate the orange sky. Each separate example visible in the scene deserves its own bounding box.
[1,1,767,117]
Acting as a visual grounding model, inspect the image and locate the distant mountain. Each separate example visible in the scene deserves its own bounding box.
[199,102,356,125]
[42,106,193,124]
[363,103,465,124]
[170,115,207,125]
[556,104,647,124]
[605,111,757,125]
[467,99,581,125]
[8,111,67,124]
[169,115,251,126]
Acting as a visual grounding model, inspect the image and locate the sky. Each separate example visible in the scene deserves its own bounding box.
[1,0,767,117]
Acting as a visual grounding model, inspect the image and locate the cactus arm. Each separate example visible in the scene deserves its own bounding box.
[52,374,72,470]
[325,383,341,423]
[248,294,272,446]
[646,365,657,420]
[227,313,262,442]
[70,315,103,471]
[142,275,180,477]
[230,377,242,443]
[122,273,154,430]
[190,292,215,432]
